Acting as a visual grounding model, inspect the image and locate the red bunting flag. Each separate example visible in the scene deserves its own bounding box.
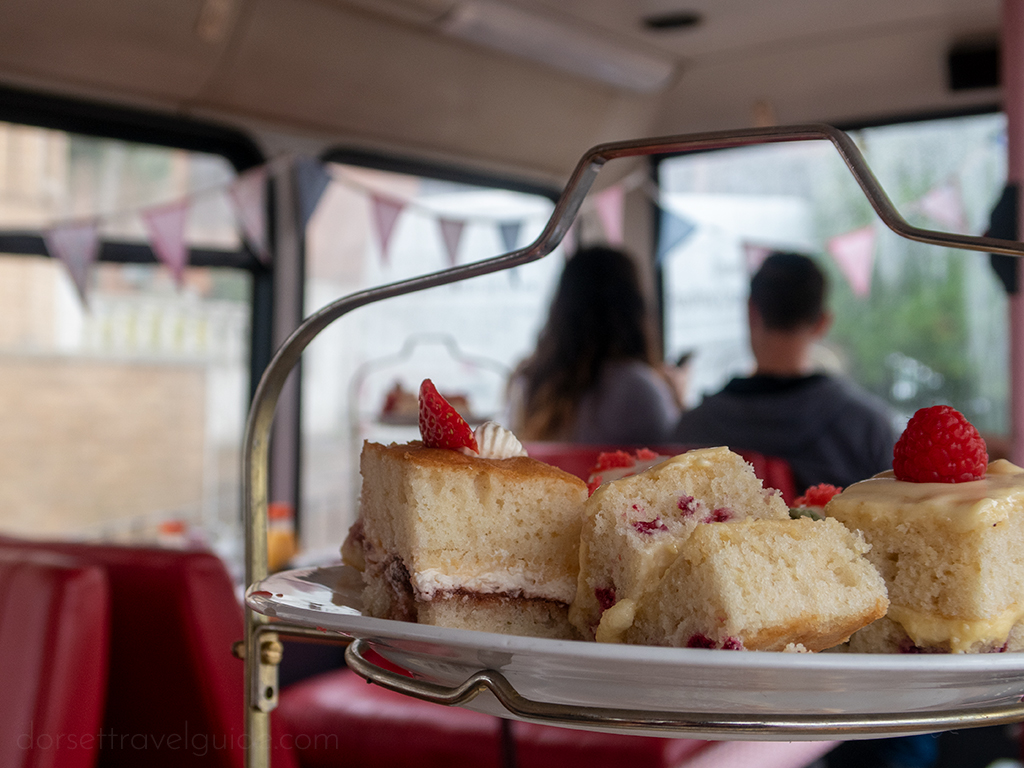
[594,184,625,246]
[370,194,405,265]
[142,199,190,286]
[438,218,466,267]
[44,221,100,306]
[827,226,876,298]
[228,166,269,263]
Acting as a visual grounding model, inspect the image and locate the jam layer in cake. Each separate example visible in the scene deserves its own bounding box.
[347,440,588,638]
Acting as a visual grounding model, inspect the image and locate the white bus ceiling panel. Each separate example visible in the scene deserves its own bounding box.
[654,11,1001,135]
[0,0,230,104]
[199,0,662,183]
[0,0,1005,182]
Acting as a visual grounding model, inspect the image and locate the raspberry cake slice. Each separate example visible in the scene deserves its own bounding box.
[569,446,791,642]
[826,405,1024,653]
[343,380,588,638]
[625,517,888,651]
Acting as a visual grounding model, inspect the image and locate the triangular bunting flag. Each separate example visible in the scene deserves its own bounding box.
[742,242,774,273]
[142,199,190,286]
[657,207,696,263]
[914,182,965,232]
[228,166,270,264]
[594,184,625,246]
[438,218,466,267]
[294,155,332,228]
[44,221,100,306]
[371,194,405,265]
[827,226,876,298]
[498,221,522,253]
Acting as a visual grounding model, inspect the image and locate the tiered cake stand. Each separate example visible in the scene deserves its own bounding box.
[241,124,1024,768]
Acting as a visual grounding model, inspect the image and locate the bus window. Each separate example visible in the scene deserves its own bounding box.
[657,112,1008,440]
[0,121,251,557]
[300,162,563,553]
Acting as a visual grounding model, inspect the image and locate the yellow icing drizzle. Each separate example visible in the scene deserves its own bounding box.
[827,459,1024,533]
[595,598,636,644]
[889,603,1024,653]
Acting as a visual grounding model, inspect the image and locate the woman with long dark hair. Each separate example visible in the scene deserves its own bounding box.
[508,246,682,444]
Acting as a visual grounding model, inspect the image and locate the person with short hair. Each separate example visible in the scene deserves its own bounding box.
[673,251,898,493]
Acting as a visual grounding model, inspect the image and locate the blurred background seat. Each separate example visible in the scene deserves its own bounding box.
[0,546,110,768]
[0,536,297,768]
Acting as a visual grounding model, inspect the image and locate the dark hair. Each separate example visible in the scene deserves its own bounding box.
[516,246,658,440]
[749,251,827,330]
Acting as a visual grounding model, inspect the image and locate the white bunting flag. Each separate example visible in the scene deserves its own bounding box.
[915,182,966,232]
[142,199,190,286]
[438,218,465,267]
[827,226,876,298]
[228,166,270,263]
[44,221,100,306]
[371,194,405,265]
[742,242,774,273]
[594,184,625,246]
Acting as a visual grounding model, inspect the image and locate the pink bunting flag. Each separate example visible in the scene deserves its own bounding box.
[142,199,190,286]
[370,194,406,265]
[827,226,876,298]
[438,218,466,267]
[228,166,269,263]
[44,221,100,306]
[914,182,965,232]
[742,242,773,273]
[594,184,625,246]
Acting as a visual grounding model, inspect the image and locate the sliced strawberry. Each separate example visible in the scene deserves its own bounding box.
[594,450,635,472]
[418,379,479,452]
[792,483,843,508]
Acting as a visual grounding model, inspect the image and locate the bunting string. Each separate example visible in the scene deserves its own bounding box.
[23,125,1003,305]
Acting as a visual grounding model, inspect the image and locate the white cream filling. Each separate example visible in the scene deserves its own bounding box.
[411,567,576,604]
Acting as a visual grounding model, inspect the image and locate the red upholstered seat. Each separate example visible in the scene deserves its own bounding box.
[277,668,715,768]
[277,668,510,768]
[0,536,297,768]
[277,668,836,768]
[0,547,110,768]
[523,443,798,505]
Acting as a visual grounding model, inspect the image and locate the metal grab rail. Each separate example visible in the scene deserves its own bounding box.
[243,123,1024,767]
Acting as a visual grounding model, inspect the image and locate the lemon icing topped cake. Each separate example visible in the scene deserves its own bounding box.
[569,446,791,641]
[343,380,588,638]
[826,405,1024,653]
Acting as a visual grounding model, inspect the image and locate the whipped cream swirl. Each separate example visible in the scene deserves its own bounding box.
[460,421,528,459]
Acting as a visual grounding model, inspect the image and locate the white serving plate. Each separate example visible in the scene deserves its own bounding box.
[246,565,1024,740]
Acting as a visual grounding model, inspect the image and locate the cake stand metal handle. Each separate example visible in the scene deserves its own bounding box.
[345,638,1024,739]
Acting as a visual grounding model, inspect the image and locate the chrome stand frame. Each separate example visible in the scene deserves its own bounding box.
[242,124,1024,767]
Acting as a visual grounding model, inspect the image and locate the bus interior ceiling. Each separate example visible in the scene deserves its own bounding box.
[0,0,1003,187]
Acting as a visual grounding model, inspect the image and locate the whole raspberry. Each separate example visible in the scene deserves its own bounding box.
[892,405,987,483]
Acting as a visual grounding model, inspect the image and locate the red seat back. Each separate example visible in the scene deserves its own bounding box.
[0,547,110,768]
[0,537,296,768]
[523,443,798,505]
